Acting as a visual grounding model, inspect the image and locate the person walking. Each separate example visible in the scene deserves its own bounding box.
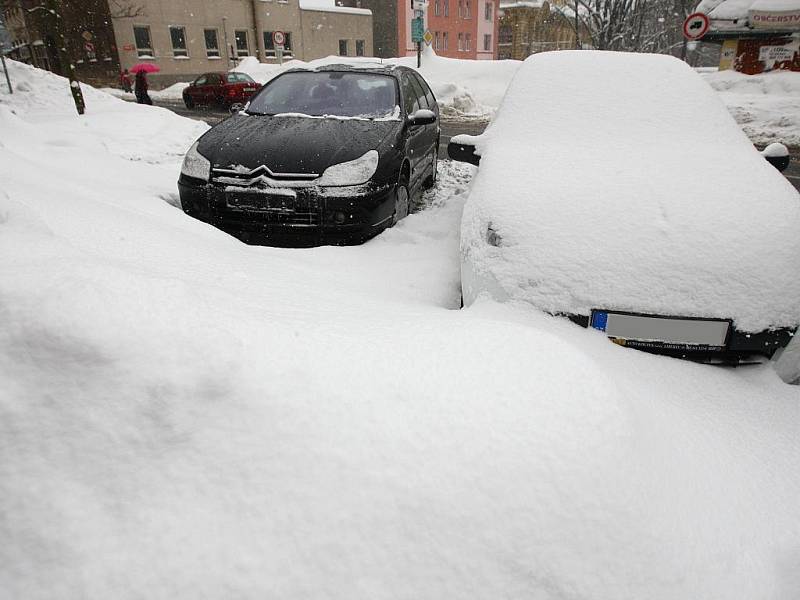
[134,69,152,105]
[119,69,132,93]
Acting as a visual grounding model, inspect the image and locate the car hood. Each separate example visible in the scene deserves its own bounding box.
[197,114,400,176]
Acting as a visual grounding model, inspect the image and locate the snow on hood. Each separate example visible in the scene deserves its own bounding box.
[462,51,800,332]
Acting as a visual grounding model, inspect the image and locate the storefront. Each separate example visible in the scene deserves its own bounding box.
[695,0,800,73]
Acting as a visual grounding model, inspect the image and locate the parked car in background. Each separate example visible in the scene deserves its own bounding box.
[182,72,261,109]
[449,50,800,365]
[178,64,439,246]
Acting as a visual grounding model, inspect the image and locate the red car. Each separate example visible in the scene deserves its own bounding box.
[182,72,261,109]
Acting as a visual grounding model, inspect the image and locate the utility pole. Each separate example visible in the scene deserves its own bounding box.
[574,0,581,49]
[39,0,85,114]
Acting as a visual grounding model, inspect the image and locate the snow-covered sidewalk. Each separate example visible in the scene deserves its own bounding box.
[2,60,800,600]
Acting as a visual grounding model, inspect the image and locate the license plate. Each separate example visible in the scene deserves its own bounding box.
[591,310,730,349]
[226,190,297,211]
[244,87,256,92]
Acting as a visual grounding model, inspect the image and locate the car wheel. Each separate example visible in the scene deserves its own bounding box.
[424,141,439,189]
[183,95,194,109]
[390,174,410,228]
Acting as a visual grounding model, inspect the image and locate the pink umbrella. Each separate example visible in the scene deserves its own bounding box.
[130,63,160,74]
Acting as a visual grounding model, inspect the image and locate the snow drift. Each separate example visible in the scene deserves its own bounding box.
[2,59,800,600]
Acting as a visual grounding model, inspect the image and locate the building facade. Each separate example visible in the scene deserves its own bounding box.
[695,0,799,74]
[2,0,120,87]
[2,0,373,87]
[497,0,584,60]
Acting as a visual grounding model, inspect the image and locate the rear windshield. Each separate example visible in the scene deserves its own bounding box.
[227,73,255,83]
[247,71,398,119]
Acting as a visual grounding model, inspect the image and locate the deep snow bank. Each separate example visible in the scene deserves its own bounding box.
[703,69,800,146]
[2,60,800,600]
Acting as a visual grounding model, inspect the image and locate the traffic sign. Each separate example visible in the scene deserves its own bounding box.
[411,18,425,43]
[272,30,286,47]
[423,30,434,46]
[683,13,710,40]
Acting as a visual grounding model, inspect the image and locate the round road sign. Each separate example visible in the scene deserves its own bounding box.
[683,13,710,40]
[272,31,286,47]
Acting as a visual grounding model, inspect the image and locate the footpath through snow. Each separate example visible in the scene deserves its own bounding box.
[2,60,800,600]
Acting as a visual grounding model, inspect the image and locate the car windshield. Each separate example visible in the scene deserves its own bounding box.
[227,73,255,83]
[247,71,398,119]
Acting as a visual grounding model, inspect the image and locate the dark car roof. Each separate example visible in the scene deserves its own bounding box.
[280,63,416,80]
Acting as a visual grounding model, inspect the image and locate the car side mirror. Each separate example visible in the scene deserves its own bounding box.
[229,103,244,114]
[761,142,790,173]
[407,109,436,127]
[448,139,481,166]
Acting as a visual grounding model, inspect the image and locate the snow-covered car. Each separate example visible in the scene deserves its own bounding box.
[178,64,439,246]
[449,51,800,364]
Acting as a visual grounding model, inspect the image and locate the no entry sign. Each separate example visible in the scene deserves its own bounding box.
[683,13,710,40]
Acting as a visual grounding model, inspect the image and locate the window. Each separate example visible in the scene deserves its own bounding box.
[338,39,348,56]
[248,72,398,119]
[465,0,471,18]
[412,72,436,109]
[457,0,462,17]
[434,0,440,15]
[434,31,440,50]
[227,72,255,83]
[443,31,449,50]
[465,33,471,50]
[264,31,293,57]
[401,74,422,114]
[499,25,512,44]
[169,26,188,57]
[356,39,365,56]
[483,33,492,51]
[204,29,219,58]
[444,0,449,16]
[457,32,463,51]
[485,0,493,20]
[408,74,429,109]
[193,75,207,86]
[133,26,153,58]
[234,30,249,57]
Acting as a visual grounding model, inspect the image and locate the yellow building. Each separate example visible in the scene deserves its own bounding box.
[497,0,588,59]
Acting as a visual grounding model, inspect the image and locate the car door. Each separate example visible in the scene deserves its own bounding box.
[206,73,224,105]
[189,74,207,104]
[401,73,428,188]
[409,72,439,178]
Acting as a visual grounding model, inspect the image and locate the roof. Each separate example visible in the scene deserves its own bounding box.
[696,0,800,30]
[298,0,372,16]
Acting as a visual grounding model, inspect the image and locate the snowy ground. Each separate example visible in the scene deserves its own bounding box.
[703,70,800,147]
[2,60,800,599]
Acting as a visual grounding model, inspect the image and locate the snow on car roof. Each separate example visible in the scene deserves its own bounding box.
[463,51,800,332]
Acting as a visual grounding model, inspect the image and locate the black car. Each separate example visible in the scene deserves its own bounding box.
[178,64,439,246]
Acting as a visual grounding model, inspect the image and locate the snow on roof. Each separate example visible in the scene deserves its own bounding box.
[299,0,372,15]
[696,0,800,23]
[462,50,800,332]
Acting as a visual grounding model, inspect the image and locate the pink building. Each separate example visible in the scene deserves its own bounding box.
[398,0,499,60]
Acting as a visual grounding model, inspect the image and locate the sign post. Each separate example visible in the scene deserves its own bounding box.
[273,30,286,65]
[411,15,424,67]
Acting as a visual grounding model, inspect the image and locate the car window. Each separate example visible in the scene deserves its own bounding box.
[412,72,436,110]
[208,74,224,85]
[227,73,255,84]
[194,75,207,86]
[401,74,422,115]
[247,72,398,119]
[408,74,429,110]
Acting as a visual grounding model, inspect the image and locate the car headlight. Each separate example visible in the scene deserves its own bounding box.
[317,150,379,187]
[181,141,211,182]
